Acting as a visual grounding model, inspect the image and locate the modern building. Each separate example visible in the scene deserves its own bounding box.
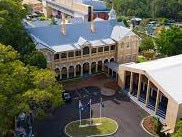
[42,0,110,21]
[118,54,182,133]
[26,10,140,80]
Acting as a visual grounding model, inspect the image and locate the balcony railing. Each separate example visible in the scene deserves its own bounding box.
[53,51,115,64]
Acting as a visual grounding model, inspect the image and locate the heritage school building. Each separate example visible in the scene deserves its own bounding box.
[26,9,140,80]
[118,54,182,133]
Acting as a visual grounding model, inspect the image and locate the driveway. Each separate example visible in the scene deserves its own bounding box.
[35,92,152,137]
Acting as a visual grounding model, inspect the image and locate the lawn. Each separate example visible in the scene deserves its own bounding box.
[65,117,118,137]
[137,56,149,63]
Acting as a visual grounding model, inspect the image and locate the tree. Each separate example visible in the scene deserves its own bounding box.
[0,0,46,68]
[155,26,182,56]
[26,50,47,69]
[140,36,155,51]
[0,43,63,136]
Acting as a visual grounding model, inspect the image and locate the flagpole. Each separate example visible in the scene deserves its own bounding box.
[100,98,102,123]
[90,99,92,125]
[79,100,82,126]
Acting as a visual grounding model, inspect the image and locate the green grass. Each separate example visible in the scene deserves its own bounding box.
[65,117,118,137]
[137,56,149,63]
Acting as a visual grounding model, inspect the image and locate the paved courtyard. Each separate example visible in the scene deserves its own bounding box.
[35,74,152,137]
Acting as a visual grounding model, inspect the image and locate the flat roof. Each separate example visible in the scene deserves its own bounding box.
[125,54,182,104]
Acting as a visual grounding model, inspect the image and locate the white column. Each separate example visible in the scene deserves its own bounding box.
[145,80,150,107]
[66,52,68,61]
[81,49,83,58]
[96,64,98,72]
[137,74,141,100]
[74,67,76,77]
[129,72,133,93]
[155,89,160,114]
[67,69,69,79]
[101,62,104,71]
[60,71,62,79]
[81,67,83,76]
[111,70,113,77]
[89,64,91,74]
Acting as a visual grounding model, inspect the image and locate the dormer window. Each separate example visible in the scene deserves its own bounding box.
[83,46,90,55]
[111,45,115,50]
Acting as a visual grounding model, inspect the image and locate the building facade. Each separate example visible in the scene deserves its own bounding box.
[42,0,110,21]
[26,10,140,80]
[118,55,182,133]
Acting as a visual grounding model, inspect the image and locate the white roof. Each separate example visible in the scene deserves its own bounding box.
[125,54,182,104]
[94,17,104,21]
[77,37,87,46]
[90,40,105,47]
[111,26,136,41]
[52,44,76,52]
[102,38,115,45]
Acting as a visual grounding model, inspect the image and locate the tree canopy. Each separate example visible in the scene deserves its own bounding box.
[140,36,155,51]
[0,0,47,68]
[0,43,63,136]
[155,26,182,56]
[107,0,182,21]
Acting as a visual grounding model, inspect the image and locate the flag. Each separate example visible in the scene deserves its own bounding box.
[79,100,91,112]
[101,98,104,108]
[79,100,84,111]
[82,100,91,112]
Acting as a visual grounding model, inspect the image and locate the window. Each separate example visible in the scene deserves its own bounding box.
[98,47,103,52]
[61,52,67,59]
[54,54,59,60]
[91,48,97,54]
[104,46,109,51]
[127,42,130,48]
[110,45,115,50]
[75,50,81,56]
[68,51,74,57]
[83,46,89,55]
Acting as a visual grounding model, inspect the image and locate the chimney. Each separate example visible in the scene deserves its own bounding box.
[91,20,95,32]
[61,15,66,35]
[90,7,95,32]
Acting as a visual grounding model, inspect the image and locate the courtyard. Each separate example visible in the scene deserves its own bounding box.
[35,73,152,137]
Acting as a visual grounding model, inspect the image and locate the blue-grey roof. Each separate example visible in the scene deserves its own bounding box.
[27,20,124,47]
[83,1,108,11]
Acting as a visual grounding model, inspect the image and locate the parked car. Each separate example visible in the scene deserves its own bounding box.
[62,92,72,102]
